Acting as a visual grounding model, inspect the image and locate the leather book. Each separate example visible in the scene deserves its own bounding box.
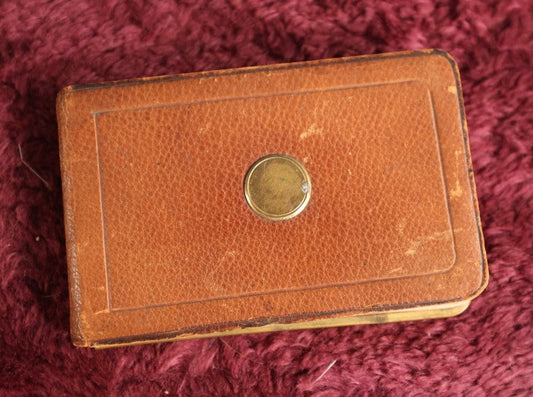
[57,49,489,348]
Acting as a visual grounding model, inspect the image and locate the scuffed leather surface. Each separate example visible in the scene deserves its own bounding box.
[57,50,488,346]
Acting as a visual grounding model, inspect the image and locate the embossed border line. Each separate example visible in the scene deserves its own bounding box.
[92,79,457,313]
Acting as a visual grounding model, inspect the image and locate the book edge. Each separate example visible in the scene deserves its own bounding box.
[57,86,90,347]
[88,300,472,349]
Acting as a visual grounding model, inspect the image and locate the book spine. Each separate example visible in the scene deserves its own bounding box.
[56,86,88,347]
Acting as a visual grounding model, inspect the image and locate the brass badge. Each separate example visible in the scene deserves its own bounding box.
[244,154,311,221]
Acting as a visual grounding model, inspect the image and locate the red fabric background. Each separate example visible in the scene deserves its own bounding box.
[1,1,531,395]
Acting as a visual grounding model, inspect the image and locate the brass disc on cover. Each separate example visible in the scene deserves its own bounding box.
[244,154,311,221]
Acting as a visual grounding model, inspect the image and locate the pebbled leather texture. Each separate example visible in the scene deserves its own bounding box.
[57,49,488,347]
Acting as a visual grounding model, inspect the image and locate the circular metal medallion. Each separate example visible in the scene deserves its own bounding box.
[244,154,311,221]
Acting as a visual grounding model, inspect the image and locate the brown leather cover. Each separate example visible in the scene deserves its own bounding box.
[57,49,488,347]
